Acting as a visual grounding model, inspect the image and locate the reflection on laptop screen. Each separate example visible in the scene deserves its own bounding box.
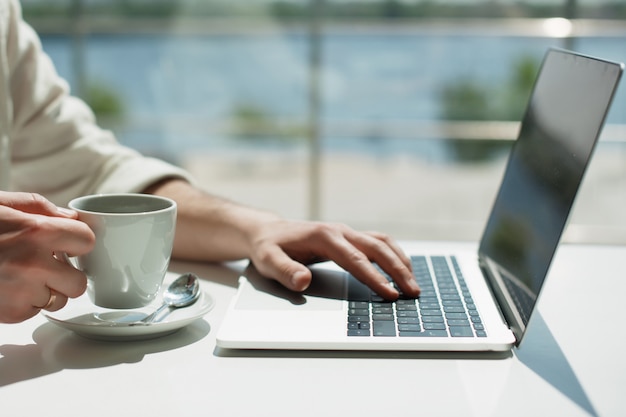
[478,49,623,342]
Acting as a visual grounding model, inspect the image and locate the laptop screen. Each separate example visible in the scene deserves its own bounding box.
[478,48,623,344]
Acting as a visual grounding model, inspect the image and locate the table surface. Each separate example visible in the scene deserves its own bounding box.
[1,241,625,417]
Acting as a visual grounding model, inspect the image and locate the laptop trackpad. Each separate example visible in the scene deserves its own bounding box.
[234,264,347,311]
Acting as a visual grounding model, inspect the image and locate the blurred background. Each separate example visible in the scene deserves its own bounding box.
[22,0,626,244]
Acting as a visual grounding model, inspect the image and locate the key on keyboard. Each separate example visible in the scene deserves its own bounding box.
[346,255,487,338]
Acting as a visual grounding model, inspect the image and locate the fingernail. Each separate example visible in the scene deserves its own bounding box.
[290,271,309,291]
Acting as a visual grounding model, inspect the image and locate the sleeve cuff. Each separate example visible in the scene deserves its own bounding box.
[94,156,198,195]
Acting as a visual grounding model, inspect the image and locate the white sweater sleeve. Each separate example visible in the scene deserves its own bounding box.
[1,0,194,206]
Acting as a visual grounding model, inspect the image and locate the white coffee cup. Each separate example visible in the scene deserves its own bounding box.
[68,193,177,309]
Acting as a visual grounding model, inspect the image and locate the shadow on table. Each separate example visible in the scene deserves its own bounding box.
[0,260,243,388]
[515,312,597,417]
[0,319,210,387]
[188,260,597,415]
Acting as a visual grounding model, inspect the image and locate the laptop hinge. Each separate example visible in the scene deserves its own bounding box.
[479,254,525,345]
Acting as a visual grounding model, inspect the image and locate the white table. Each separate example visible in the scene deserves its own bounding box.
[1,242,625,417]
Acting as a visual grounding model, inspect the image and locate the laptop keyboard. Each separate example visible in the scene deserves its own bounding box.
[347,255,487,338]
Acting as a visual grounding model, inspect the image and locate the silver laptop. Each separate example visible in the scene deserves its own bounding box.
[216,48,623,352]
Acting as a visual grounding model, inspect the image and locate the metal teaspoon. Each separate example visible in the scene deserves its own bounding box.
[94,273,201,325]
[137,272,201,324]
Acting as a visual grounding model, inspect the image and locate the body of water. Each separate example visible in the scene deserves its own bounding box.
[39,30,626,158]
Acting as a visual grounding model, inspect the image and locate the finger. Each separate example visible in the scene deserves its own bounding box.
[327,232,419,299]
[359,232,420,297]
[33,215,96,257]
[0,256,81,322]
[38,289,68,312]
[366,231,412,270]
[0,281,44,323]
[0,191,77,218]
[35,288,55,310]
[1,207,95,257]
[23,252,87,301]
[319,236,401,300]
[252,245,313,292]
[46,255,88,299]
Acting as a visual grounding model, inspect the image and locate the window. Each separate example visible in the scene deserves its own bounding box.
[23,0,626,243]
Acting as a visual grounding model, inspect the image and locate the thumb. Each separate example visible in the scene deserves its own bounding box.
[252,246,312,292]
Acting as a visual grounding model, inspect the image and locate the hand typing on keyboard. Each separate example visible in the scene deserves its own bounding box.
[247,221,421,300]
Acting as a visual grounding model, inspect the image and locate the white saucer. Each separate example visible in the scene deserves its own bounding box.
[44,274,215,341]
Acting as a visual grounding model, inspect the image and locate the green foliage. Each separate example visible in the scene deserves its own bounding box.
[439,55,540,163]
[441,55,538,122]
[497,55,538,121]
[83,82,125,124]
[441,80,490,121]
[232,103,275,140]
[231,103,305,143]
